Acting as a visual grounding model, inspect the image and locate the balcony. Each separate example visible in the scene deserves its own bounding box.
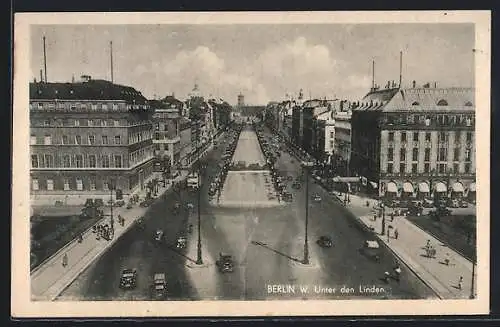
[153,136,181,144]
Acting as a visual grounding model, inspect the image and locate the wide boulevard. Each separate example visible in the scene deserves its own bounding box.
[59,121,434,300]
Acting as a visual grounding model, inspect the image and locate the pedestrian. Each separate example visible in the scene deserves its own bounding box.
[458,276,463,290]
[394,229,399,239]
[383,271,390,283]
[445,252,450,266]
[393,264,401,282]
[390,212,394,222]
[373,213,377,221]
[62,253,68,268]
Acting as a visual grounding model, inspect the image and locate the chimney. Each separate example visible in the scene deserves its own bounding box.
[412,80,416,88]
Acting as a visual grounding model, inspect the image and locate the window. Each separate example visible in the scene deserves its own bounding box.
[388,132,394,142]
[30,135,37,145]
[102,135,108,145]
[437,99,448,106]
[413,132,419,142]
[63,179,70,190]
[46,179,54,191]
[424,148,431,162]
[412,163,418,173]
[44,120,50,126]
[401,132,407,142]
[330,132,334,138]
[387,163,393,173]
[74,119,80,127]
[114,120,119,127]
[32,179,39,191]
[102,120,108,127]
[455,131,461,143]
[91,103,97,110]
[439,131,447,142]
[75,155,83,168]
[453,163,459,173]
[44,135,51,145]
[90,179,96,191]
[387,148,394,161]
[465,149,472,161]
[75,135,82,145]
[438,163,446,174]
[88,135,95,145]
[31,155,38,168]
[329,140,334,148]
[412,101,420,106]
[103,182,109,191]
[114,135,121,145]
[425,132,431,142]
[89,155,96,168]
[425,117,431,126]
[412,148,418,161]
[76,178,83,191]
[62,135,69,145]
[88,120,93,126]
[466,132,472,142]
[454,148,460,161]
[424,163,430,173]
[44,154,53,168]
[102,155,110,168]
[400,163,406,174]
[465,163,471,174]
[63,155,70,168]
[114,155,122,168]
[400,148,406,161]
[438,147,447,162]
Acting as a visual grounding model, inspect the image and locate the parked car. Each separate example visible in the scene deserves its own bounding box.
[429,207,452,217]
[140,198,154,207]
[360,240,381,262]
[154,229,164,242]
[292,182,301,189]
[460,200,469,208]
[316,236,333,248]
[216,252,234,273]
[152,273,167,299]
[119,269,137,289]
[422,198,434,208]
[282,192,293,202]
[312,194,322,202]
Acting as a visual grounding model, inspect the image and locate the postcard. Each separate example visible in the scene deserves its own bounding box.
[12,10,490,317]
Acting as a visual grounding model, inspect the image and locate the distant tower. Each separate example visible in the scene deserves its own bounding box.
[237,93,245,107]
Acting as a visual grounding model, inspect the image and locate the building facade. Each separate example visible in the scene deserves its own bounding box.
[351,84,476,200]
[30,76,155,196]
[334,110,352,168]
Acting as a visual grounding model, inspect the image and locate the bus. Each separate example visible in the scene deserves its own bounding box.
[187,172,199,189]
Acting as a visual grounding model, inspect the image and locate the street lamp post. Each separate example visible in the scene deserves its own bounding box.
[470,259,476,299]
[196,120,203,265]
[302,160,314,265]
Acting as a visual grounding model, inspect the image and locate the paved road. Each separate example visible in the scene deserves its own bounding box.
[59,123,434,300]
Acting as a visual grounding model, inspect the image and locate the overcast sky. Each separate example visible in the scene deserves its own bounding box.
[31,24,474,105]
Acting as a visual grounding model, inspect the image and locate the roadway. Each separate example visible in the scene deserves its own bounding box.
[59,122,434,300]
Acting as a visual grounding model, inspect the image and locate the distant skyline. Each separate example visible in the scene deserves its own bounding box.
[31,24,474,105]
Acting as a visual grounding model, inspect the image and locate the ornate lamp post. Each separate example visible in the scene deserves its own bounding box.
[302,160,315,264]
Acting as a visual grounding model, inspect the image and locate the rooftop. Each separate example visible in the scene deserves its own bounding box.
[30,78,148,104]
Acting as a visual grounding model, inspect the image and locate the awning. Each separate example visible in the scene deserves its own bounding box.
[434,182,447,193]
[402,182,414,193]
[418,182,430,193]
[469,182,476,192]
[386,182,398,193]
[452,182,464,193]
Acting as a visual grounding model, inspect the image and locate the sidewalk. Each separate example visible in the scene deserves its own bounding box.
[346,193,474,299]
[30,171,189,301]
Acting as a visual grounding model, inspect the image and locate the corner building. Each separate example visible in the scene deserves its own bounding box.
[350,86,476,201]
[30,77,155,196]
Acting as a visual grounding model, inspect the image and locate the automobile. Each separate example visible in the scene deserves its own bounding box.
[286,175,293,181]
[447,198,460,208]
[292,182,301,189]
[119,268,138,289]
[140,198,154,207]
[312,194,322,202]
[403,205,423,216]
[154,229,164,242]
[115,200,126,207]
[282,192,293,202]
[316,236,333,248]
[360,240,381,262]
[152,273,167,299]
[216,252,234,273]
[429,207,452,217]
[176,236,187,249]
[460,200,469,208]
[422,198,434,208]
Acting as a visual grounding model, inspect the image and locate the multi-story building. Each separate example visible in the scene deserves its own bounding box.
[30,76,155,197]
[334,110,352,173]
[350,82,475,200]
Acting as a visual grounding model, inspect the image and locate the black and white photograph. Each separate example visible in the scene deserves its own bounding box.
[12,11,490,317]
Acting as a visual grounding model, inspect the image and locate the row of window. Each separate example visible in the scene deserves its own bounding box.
[129,147,153,166]
[31,134,123,146]
[31,178,113,191]
[30,102,148,111]
[387,147,473,162]
[33,118,123,127]
[31,154,123,168]
[386,162,473,175]
[384,114,474,127]
[388,131,473,143]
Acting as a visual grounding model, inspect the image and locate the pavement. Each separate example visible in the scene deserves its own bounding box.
[345,193,475,299]
[56,123,434,301]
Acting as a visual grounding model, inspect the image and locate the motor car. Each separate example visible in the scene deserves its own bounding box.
[154,229,164,242]
[115,200,125,207]
[282,192,293,202]
[403,205,423,216]
[152,273,167,299]
[447,198,460,208]
[216,252,234,273]
[119,268,138,289]
[176,236,187,249]
[460,200,469,208]
[286,175,293,181]
[140,198,154,207]
[422,198,434,208]
[316,236,333,248]
[292,181,301,189]
[360,240,381,262]
[313,194,322,202]
[429,207,452,217]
